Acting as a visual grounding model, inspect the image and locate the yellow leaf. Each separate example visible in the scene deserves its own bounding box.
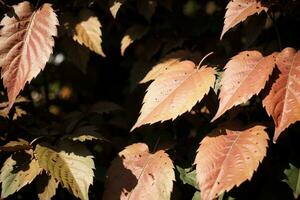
[35,144,95,200]
[73,9,105,57]
[0,150,42,198]
[37,173,59,200]
[120,25,149,56]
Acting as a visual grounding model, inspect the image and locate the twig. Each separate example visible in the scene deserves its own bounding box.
[197,52,214,69]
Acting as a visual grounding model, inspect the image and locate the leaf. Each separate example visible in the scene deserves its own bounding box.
[221,0,268,39]
[192,191,201,200]
[88,101,122,114]
[37,173,59,200]
[35,143,95,200]
[121,25,149,56]
[67,125,105,142]
[283,164,300,199]
[212,51,276,121]
[0,138,32,152]
[103,143,175,200]
[263,47,300,142]
[61,37,90,74]
[0,2,58,108]
[0,150,42,198]
[137,0,157,21]
[13,106,27,120]
[140,50,200,84]
[194,125,269,200]
[131,61,216,131]
[109,0,125,18]
[140,58,180,84]
[0,96,29,119]
[73,9,105,57]
[176,166,198,189]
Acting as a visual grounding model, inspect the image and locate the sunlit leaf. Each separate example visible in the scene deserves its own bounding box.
[37,173,59,200]
[195,124,269,200]
[263,47,300,142]
[0,1,58,108]
[35,143,95,200]
[73,9,105,57]
[221,0,267,39]
[121,25,149,56]
[132,61,216,131]
[0,150,42,198]
[109,0,125,18]
[212,51,276,121]
[103,143,174,200]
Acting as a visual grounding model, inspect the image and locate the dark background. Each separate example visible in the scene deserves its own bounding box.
[1,0,300,199]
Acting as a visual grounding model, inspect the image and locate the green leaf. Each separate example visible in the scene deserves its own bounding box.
[283,164,300,199]
[35,143,95,200]
[176,166,198,189]
[0,150,42,198]
[192,191,201,200]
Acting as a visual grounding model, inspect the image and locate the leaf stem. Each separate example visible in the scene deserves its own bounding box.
[197,52,214,69]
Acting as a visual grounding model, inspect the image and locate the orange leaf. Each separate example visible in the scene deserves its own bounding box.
[212,51,276,121]
[131,61,216,131]
[221,0,267,39]
[0,1,58,109]
[103,143,174,200]
[140,50,194,84]
[263,47,300,142]
[194,124,269,200]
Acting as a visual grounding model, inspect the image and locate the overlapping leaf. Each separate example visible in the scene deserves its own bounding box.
[121,25,149,56]
[140,50,195,83]
[0,150,42,198]
[73,9,105,56]
[0,138,31,152]
[109,0,126,18]
[0,2,58,109]
[212,51,276,121]
[37,173,59,200]
[194,125,268,200]
[221,0,267,39]
[263,47,300,142]
[35,144,95,200]
[131,60,216,131]
[103,143,175,200]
